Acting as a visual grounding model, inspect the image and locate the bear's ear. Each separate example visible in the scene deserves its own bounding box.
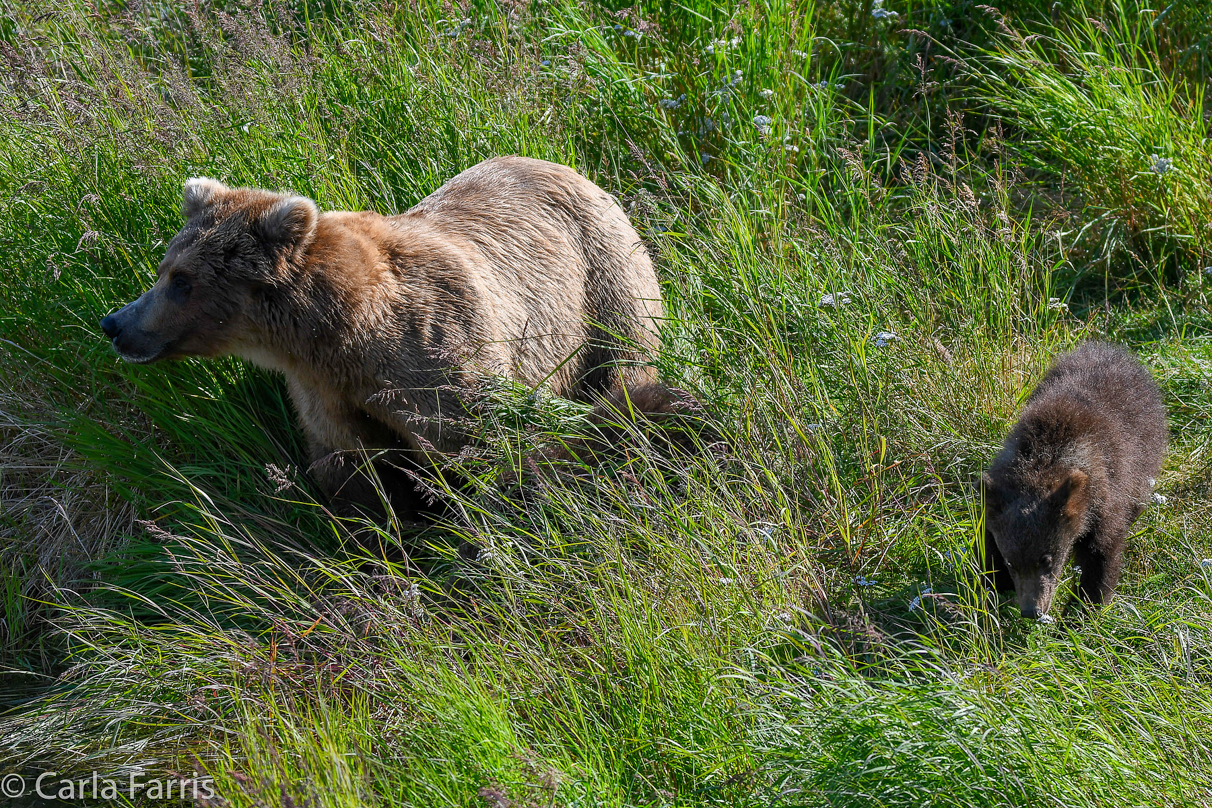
[183,177,229,219]
[1053,469,1089,521]
[257,194,319,256]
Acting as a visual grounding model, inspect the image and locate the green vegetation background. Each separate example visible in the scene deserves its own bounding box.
[1,0,1211,804]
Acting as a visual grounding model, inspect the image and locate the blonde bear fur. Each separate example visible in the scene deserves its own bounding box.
[100,157,668,508]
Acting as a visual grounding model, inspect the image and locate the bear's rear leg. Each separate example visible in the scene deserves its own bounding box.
[583,381,724,460]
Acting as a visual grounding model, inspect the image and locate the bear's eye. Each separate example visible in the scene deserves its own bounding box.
[170,274,192,297]
[1040,554,1053,568]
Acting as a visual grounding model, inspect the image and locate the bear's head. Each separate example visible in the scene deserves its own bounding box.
[981,469,1091,618]
[100,178,318,363]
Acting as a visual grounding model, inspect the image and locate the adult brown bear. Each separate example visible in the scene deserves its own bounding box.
[100,157,684,512]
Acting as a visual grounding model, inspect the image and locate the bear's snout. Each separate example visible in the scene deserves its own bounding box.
[1010,571,1058,620]
[99,312,122,339]
[100,295,172,363]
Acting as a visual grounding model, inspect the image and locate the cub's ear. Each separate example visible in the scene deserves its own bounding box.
[183,177,229,219]
[1053,469,1089,521]
[257,194,319,255]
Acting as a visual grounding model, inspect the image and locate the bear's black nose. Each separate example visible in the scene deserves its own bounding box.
[1019,604,1039,620]
[100,314,122,339]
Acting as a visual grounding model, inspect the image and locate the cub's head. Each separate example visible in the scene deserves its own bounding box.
[100,178,318,363]
[982,469,1091,619]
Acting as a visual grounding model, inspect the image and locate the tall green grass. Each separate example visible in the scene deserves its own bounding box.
[969,0,1212,280]
[2,0,1212,805]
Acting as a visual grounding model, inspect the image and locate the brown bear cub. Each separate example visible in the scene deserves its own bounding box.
[100,157,694,515]
[978,342,1167,618]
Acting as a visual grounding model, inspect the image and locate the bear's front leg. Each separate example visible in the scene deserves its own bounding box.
[1073,535,1126,606]
[288,379,429,519]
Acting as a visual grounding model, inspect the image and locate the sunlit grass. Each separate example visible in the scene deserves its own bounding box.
[1,0,1211,805]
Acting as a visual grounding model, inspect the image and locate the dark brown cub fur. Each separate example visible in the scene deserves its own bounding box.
[978,342,1167,618]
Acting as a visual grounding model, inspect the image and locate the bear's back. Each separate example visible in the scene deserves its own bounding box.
[1017,342,1167,500]
[399,157,662,396]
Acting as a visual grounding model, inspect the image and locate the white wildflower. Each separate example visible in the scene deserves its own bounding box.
[1047,297,1068,311]
[753,114,772,135]
[908,587,933,611]
[759,88,775,99]
[820,292,851,308]
[1201,559,1212,569]
[719,577,734,585]
[753,523,777,541]
[1150,155,1173,174]
[1037,614,1056,625]
[872,330,897,347]
[1152,492,1168,505]
[872,0,899,19]
[658,94,685,110]
[624,29,641,39]
[705,37,741,55]
[785,144,799,153]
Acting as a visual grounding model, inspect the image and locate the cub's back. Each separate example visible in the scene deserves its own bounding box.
[1028,342,1167,485]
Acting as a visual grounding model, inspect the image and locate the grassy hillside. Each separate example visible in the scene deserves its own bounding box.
[1,0,1211,805]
